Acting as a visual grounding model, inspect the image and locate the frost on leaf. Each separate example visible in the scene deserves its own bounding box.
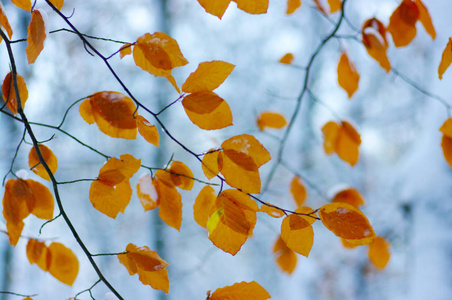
[257,111,287,131]
[2,72,29,115]
[136,115,159,146]
[118,243,169,293]
[286,0,301,15]
[368,236,391,269]
[0,3,13,39]
[290,176,307,207]
[137,174,158,211]
[279,53,294,64]
[337,52,359,98]
[322,120,361,166]
[280,207,316,257]
[28,144,58,181]
[207,281,271,300]
[331,187,365,208]
[26,9,47,64]
[319,202,375,244]
[193,185,217,228]
[89,154,141,219]
[438,38,452,80]
[362,18,391,72]
[273,235,297,274]
[207,190,258,255]
[182,61,235,93]
[79,91,137,139]
[3,179,54,246]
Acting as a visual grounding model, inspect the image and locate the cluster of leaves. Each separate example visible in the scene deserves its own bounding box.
[0,0,450,298]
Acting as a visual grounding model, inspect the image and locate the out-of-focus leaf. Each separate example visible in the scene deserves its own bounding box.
[11,0,31,12]
[438,38,452,80]
[337,52,359,98]
[322,120,361,166]
[332,187,365,208]
[368,236,390,269]
[387,0,419,47]
[286,0,301,14]
[182,61,235,93]
[28,144,58,181]
[415,0,435,40]
[2,72,29,115]
[119,43,132,59]
[290,176,307,207]
[208,281,271,300]
[273,235,297,274]
[234,0,268,15]
[256,111,287,131]
[49,0,64,10]
[362,18,391,72]
[0,3,13,38]
[279,53,294,64]
[197,0,232,19]
[48,242,79,286]
[441,135,452,168]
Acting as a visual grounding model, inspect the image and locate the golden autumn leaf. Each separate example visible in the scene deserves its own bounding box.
[319,202,375,243]
[89,154,141,218]
[28,144,58,181]
[48,242,79,286]
[257,111,287,131]
[234,0,268,15]
[438,38,452,80]
[202,149,223,179]
[80,91,137,139]
[26,9,47,64]
[197,0,232,19]
[118,243,169,293]
[155,161,194,191]
[415,0,435,40]
[328,0,342,13]
[0,3,13,39]
[119,43,132,59]
[2,178,54,246]
[387,0,419,47]
[182,61,235,93]
[362,18,391,72]
[332,187,365,207]
[26,239,49,271]
[441,135,452,168]
[182,91,233,130]
[286,0,301,15]
[193,185,217,228]
[322,121,340,155]
[341,238,360,249]
[221,134,271,168]
[221,149,261,194]
[273,235,297,274]
[279,53,294,64]
[155,178,183,230]
[322,120,361,166]
[207,190,258,255]
[137,174,158,211]
[280,207,316,257]
[11,0,31,11]
[439,118,452,137]
[136,115,159,146]
[259,202,285,218]
[368,236,391,269]
[290,176,307,207]
[49,0,64,10]
[2,72,29,115]
[337,52,359,98]
[208,281,271,300]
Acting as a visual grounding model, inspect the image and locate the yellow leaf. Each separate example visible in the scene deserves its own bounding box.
[387,0,419,47]
[439,118,452,138]
[286,0,301,15]
[221,149,261,194]
[2,72,29,115]
[221,134,271,168]
[11,0,31,12]
[0,3,13,39]
[209,281,271,300]
[182,91,233,130]
[155,178,183,230]
[197,0,232,19]
[441,135,452,168]
[26,10,47,64]
[118,243,169,293]
[368,236,390,269]
[202,149,223,179]
[328,0,342,13]
[362,18,391,72]
[341,238,360,249]
[137,174,158,211]
[273,235,297,274]
[319,202,375,242]
[290,176,307,207]
[136,115,159,146]
[337,52,359,98]
[26,239,49,271]
[259,202,285,218]
[182,61,235,93]
[322,121,361,166]
[48,242,79,286]
[438,38,452,80]
[49,0,64,10]
[119,43,132,59]
[155,161,194,190]
[415,0,435,40]
[332,187,365,208]
[193,185,217,228]
[233,0,268,15]
[280,207,315,257]
[279,53,294,64]
[256,111,287,131]
[322,121,340,155]
[26,179,55,220]
[28,144,58,181]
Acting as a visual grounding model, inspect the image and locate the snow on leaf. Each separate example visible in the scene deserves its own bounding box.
[337,52,359,98]
[0,3,13,39]
[273,235,297,274]
[387,0,419,47]
[290,176,307,207]
[221,134,271,168]
[197,0,232,19]
[28,144,58,181]
[182,61,235,93]
[118,243,169,293]
[362,18,391,72]
[2,72,29,115]
[47,242,79,286]
[193,185,217,228]
[202,149,223,179]
[319,202,375,242]
[208,281,271,300]
[368,236,391,269]
[182,91,233,130]
[136,115,159,146]
[279,53,294,64]
[11,0,31,12]
[286,0,301,15]
[332,187,365,208]
[256,111,287,131]
[26,9,47,64]
[438,38,452,80]
[137,174,158,211]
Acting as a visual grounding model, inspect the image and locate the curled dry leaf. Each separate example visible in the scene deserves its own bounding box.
[362,18,391,72]
[273,235,297,274]
[337,52,359,98]
[26,9,47,64]
[2,72,29,115]
[28,144,58,181]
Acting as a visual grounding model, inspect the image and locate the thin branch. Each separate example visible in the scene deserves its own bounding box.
[74,279,101,300]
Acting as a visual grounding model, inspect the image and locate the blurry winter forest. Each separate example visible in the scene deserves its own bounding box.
[1,0,452,299]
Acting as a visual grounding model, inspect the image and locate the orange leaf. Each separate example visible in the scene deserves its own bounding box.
[26,9,47,64]
[332,187,365,208]
[273,235,297,274]
[202,149,223,179]
[28,144,58,181]
[415,0,435,40]
[137,174,158,211]
[118,243,169,293]
[280,207,315,257]
[11,0,31,11]
[47,242,79,286]
[26,239,49,271]
[341,238,360,249]
[155,178,183,230]
[259,202,285,218]
[368,236,390,269]
[49,0,64,10]
[439,118,452,138]
[328,0,342,13]
[290,176,307,207]
[441,135,452,168]
[182,91,233,130]
[337,52,359,98]
[256,111,287,131]
[438,38,452,80]
[319,202,375,242]
[0,3,13,39]
[387,0,419,47]
[2,179,54,246]
[2,72,29,115]
[136,115,159,146]
[208,281,271,300]
[193,185,217,228]
[119,43,132,59]
[80,91,137,139]
[279,53,294,64]
[155,161,194,190]
[233,0,268,15]
[182,60,235,93]
[286,0,301,15]
[197,0,232,19]
[221,149,261,194]
[221,134,271,168]
[322,120,361,166]
[362,18,391,72]
[322,121,340,155]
